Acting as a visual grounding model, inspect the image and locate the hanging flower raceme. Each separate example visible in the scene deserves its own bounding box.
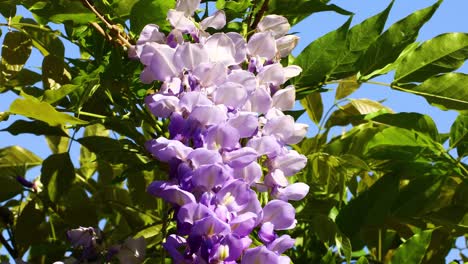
[132,0,310,262]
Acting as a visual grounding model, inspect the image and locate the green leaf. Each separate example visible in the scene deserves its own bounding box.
[78,136,147,165]
[388,230,433,264]
[336,173,400,239]
[41,55,70,90]
[9,98,88,126]
[61,185,98,226]
[1,120,68,137]
[3,69,42,88]
[1,31,32,76]
[41,153,76,202]
[450,114,468,157]
[359,1,442,76]
[15,18,65,57]
[300,91,323,124]
[326,99,391,128]
[332,1,394,78]
[24,0,96,24]
[356,256,369,264]
[335,75,361,100]
[396,73,468,111]
[268,0,352,26]
[79,124,108,179]
[45,135,70,154]
[293,18,351,95]
[395,33,468,83]
[130,0,175,33]
[14,200,45,252]
[335,233,352,264]
[365,127,441,159]
[0,146,42,178]
[371,113,439,141]
[113,0,140,17]
[0,1,16,17]
[43,84,79,104]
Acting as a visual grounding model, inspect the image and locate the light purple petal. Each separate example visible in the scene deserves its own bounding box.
[145,137,193,162]
[247,32,277,60]
[276,35,299,57]
[284,123,308,145]
[267,235,295,255]
[213,82,248,109]
[273,182,310,201]
[192,164,231,190]
[177,202,212,224]
[226,70,257,93]
[193,62,227,87]
[241,246,279,264]
[262,200,296,230]
[223,147,258,168]
[141,43,180,81]
[200,10,226,30]
[147,181,196,206]
[272,85,295,111]
[257,63,285,86]
[247,136,281,157]
[232,161,262,184]
[227,111,258,138]
[187,148,222,168]
[247,86,272,114]
[163,235,187,263]
[230,212,258,237]
[284,65,302,81]
[192,215,231,237]
[265,169,289,187]
[174,43,209,70]
[140,67,156,84]
[167,9,196,33]
[175,0,200,16]
[205,123,240,150]
[205,33,237,66]
[137,24,165,45]
[257,15,290,38]
[271,150,307,176]
[145,93,179,118]
[263,115,295,143]
[190,105,228,126]
[179,91,212,113]
[226,32,247,63]
[258,222,276,243]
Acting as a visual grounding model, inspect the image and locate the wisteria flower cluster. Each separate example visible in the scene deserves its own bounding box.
[131,0,310,262]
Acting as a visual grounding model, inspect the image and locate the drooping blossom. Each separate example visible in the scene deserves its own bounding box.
[131,1,309,262]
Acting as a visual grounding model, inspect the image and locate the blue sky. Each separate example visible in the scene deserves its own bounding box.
[0,0,467,262]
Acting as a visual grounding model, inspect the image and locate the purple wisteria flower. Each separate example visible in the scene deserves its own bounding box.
[131,0,309,262]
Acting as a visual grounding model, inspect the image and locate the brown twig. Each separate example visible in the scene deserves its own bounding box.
[0,232,18,259]
[80,0,132,47]
[250,0,270,31]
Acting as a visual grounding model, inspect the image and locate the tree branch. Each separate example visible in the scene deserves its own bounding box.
[80,0,132,47]
[250,0,270,31]
[0,231,18,259]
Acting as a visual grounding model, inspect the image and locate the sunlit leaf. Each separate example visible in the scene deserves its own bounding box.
[360,1,442,76]
[130,0,175,33]
[395,33,468,83]
[9,98,88,126]
[326,99,392,128]
[388,230,433,264]
[332,1,394,78]
[370,113,439,140]
[293,18,351,96]
[335,75,360,100]
[396,73,468,111]
[450,114,468,157]
[300,91,323,124]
